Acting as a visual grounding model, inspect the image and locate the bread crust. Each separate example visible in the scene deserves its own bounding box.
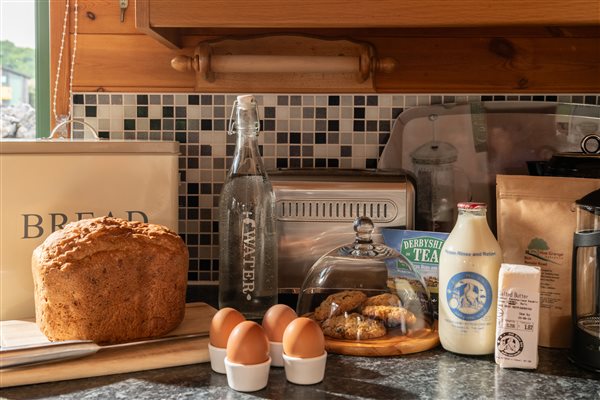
[32,217,188,344]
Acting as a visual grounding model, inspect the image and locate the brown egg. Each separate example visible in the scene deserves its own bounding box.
[262,304,298,342]
[226,321,270,365]
[209,307,246,348]
[282,317,325,358]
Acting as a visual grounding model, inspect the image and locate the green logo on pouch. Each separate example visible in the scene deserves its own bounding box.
[401,236,445,265]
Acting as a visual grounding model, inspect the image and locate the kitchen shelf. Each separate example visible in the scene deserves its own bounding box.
[136,0,600,49]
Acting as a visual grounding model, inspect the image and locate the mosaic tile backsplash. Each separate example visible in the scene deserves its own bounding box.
[72,93,600,284]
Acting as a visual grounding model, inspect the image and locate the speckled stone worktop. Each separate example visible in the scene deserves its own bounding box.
[2,347,598,399]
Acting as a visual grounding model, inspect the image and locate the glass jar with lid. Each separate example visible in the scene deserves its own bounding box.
[297,216,437,356]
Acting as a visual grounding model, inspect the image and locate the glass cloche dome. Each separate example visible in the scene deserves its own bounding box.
[297,217,435,353]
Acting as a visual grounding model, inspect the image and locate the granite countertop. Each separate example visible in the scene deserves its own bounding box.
[2,347,598,399]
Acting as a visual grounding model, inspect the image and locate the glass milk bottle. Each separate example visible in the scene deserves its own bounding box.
[218,95,277,320]
[438,202,502,354]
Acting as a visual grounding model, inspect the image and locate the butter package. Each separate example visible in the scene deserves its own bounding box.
[382,229,449,315]
[495,263,541,369]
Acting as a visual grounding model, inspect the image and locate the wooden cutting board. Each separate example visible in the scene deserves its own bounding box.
[0,302,216,388]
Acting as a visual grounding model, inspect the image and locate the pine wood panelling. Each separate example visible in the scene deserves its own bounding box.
[49,0,600,127]
[148,0,600,29]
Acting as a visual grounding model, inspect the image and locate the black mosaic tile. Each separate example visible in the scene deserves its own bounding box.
[290,132,301,144]
[315,132,326,144]
[366,158,378,169]
[175,132,186,143]
[150,119,161,130]
[187,158,199,169]
[98,131,109,139]
[73,94,84,104]
[188,183,199,194]
[327,158,339,168]
[188,145,199,156]
[137,95,148,105]
[367,96,378,106]
[85,106,96,117]
[188,132,199,142]
[546,95,558,102]
[137,106,148,118]
[176,107,187,118]
[482,95,493,101]
[353,120,365,132]
[532,95,544,101]
[290,95,302,106]
[163,106,174,118]
[277,95,288,106]
[379,120,391,132]
[302,145,313,157]
[520,95,532,101]
[327,120,339,131]
[226,144,235,156]
[213,183,222,194]
[328,96,340,106]
[354,96,365,106]
[201,119,212,130]
[585,95,596,105]
[214,119,225,131]
[392,108,403,119]
[341,146,352,157]
[290,145,301,156]
[290,158,301,168]
[200,183,212,194]
[124,119,136,130]
[188,95,200,105]
[277,158,288,168]
[379,132,390,145]
[315,158,326,167]
[188,196,199,207]
[315,107,327,119]
[214,107,225,118]
[494,95,506,101]
[315,120,326,131]
[264,107,276,118]
[200,145,212,156]
[188,271,199,281]
[187,209,199,219]
[212,221,219,233]
[354,108,365,119]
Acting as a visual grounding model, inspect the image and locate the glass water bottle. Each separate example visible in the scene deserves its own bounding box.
[218,95,277,320]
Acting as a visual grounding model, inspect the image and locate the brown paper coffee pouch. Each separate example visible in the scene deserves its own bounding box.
[496,175,600,348]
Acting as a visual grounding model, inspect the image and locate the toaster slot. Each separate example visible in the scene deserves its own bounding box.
[276,199,398,223]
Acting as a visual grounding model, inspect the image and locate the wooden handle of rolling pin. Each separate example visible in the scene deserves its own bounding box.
[171,53,397,82]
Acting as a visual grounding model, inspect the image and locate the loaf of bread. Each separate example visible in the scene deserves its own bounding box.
[32,217,188,344]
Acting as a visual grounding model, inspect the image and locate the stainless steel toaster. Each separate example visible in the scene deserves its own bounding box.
[269,169,415,293]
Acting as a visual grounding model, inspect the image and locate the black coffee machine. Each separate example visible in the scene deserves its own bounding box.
[570,189,600,371]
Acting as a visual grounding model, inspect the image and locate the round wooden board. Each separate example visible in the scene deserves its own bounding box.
[324,325,439,356]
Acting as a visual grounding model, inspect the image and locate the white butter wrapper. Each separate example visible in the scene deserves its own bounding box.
[495,263,541,369]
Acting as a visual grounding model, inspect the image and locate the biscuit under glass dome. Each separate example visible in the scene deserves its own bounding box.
[297,216,434,350]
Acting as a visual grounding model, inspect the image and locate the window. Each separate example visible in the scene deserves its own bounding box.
[0,0,49,139]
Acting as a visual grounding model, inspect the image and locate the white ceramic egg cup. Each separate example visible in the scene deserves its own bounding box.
[282,351,327,385]
[208,343,227,374]
[224,356,272,392]
[269,341,284,367]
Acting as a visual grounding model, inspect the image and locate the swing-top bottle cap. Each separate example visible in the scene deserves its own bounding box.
[236,95,256,110]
